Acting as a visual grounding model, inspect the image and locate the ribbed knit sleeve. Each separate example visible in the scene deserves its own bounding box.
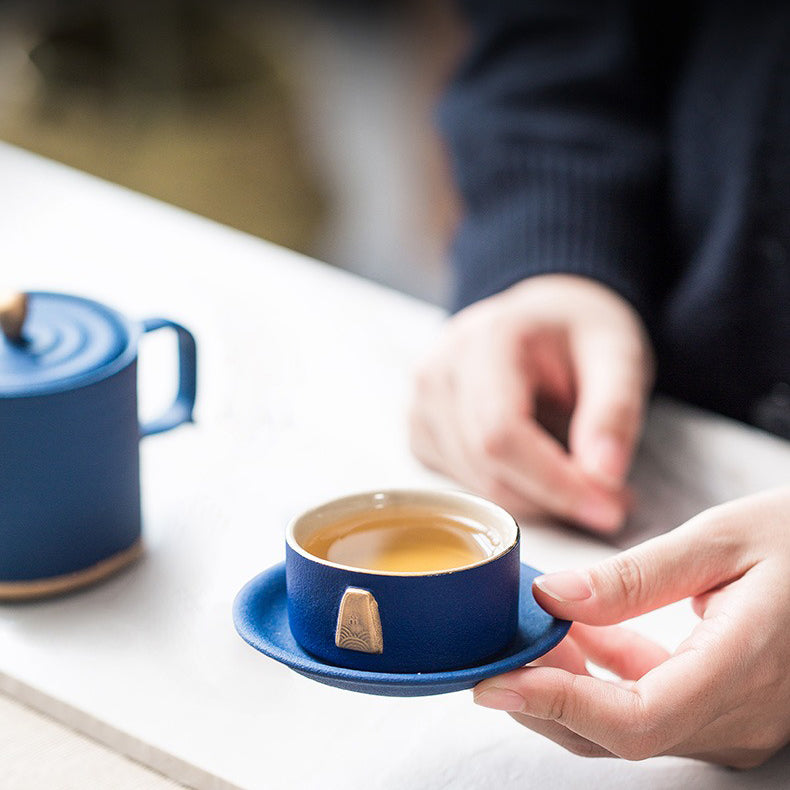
[440,0,668,325]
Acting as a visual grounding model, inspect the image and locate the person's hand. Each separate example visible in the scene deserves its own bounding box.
[473,487,790,768]
[409,274,654,532]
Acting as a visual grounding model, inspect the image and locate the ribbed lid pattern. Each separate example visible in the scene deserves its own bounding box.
[0,293,128,396]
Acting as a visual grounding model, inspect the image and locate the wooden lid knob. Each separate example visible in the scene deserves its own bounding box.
[0,292,28,343]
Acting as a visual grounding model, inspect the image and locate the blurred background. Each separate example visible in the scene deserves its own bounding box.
[0,0,466,304]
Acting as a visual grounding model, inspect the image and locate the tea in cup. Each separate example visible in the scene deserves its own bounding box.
[285,490,520,673]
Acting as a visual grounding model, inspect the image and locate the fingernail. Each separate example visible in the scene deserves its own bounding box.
[577,496,623,531]
[534,570,592,602]
[473,687,525,711]
[582,436,627,487]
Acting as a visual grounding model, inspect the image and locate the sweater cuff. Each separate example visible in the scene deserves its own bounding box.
[449,149,662,334]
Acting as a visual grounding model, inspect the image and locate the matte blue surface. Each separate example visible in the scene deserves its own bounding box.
[286,536,520,673]
[233,563,571,697]
[0,363,143,580]
[0,293,128,396]
[0,293,197,583]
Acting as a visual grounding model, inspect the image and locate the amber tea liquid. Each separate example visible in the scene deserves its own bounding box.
[303,504,501,572]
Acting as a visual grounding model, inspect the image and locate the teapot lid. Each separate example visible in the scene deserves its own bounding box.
[0,292,129,396]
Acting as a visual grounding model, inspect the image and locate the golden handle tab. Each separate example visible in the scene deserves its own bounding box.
[335,587,383,654]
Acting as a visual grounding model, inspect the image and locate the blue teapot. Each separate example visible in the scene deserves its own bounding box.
[0,291,196,599]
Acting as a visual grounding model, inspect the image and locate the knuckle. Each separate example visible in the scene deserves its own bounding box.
[615,701,663,761]
[599,552,648,607]
[545,675,576,725]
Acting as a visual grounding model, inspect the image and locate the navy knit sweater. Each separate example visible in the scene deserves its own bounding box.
[440,0,790,437]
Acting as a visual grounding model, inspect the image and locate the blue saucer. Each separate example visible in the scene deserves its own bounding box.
[233,563,570,697]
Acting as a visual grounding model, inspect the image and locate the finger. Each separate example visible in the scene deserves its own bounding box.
[528,633,590,675]
[691,578,733,618]
[569,623,670,680]
[415,366,492,489]
[479,573,763,759]
[568,326,650,488]
[530,507,748,624]
[474,666,647,758]
[409,405,473,483]
[508,714,614,758]
[410,383,537,518]
[445,341,543,516]
[411,352,485,486]
[490,422,626,533]
[616,573,771,757]
[450,329,544,503]
[408,405,443,471]
[630,625,743,754]
[471,474,545,524]
[691,593,710,618]
[442,323,626,533]
[475,651,736,761]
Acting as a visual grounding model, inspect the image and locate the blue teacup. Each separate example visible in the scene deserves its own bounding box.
[285,489,520,673]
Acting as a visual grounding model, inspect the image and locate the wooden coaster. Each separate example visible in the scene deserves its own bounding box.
[0,539,144,601]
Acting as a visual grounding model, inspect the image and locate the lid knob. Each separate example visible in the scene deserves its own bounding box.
[0,292,28,344]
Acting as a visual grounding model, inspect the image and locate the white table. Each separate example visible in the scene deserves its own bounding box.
[1,142,789,789]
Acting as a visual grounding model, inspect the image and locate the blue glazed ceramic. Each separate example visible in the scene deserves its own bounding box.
[233,561,571,696]
[0,292,196,593]
[285,490,521,673]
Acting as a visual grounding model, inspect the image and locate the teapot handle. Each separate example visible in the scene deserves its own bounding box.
[138,317,197,437]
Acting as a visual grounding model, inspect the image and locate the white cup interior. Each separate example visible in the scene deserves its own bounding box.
[286,489,519,576]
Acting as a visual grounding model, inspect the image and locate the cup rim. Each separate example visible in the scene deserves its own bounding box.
[285,488,519,577]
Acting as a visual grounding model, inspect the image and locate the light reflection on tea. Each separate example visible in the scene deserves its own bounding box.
[303,505,500,572]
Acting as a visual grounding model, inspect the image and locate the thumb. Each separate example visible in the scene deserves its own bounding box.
[532,512,743,625]
[569,325,652,489]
